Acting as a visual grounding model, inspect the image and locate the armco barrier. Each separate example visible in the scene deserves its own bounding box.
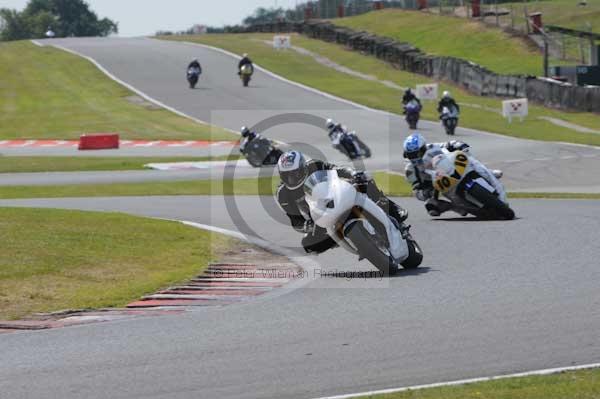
[79,134,120,150]
[241,20,599,113]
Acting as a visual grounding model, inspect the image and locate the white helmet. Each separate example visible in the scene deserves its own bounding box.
[277,151,308,190]
[243,53,249,58]
[442,91,451,98]
[325,118,336,130]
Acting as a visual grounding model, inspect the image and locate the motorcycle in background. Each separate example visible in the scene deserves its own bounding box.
[441,106,459,135]
[329,129,371,160]
[187,66,201,89]
[404,99,421,130]
[240,64,254,87]
[240,134,283,167]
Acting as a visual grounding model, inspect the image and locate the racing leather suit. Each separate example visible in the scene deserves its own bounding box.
[238,57,253,74]
[437,97,460,114]
[239,132,259,154]
[187,60,202,74]
[402,92,422,107]
[328,124,360,157]
[277,160,407,254]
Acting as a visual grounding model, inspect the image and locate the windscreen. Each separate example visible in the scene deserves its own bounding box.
[303,170,330,197]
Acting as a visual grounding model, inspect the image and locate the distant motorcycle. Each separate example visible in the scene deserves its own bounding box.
[240,64,253,87]
[404,100,421,130]
[329,129,371,160]
[441,106,459,135]
[426,151,515,220]
[240,134,283,167]
[187,66,201,89]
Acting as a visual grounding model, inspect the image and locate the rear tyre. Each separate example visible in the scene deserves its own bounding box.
[400,238,423,269]
[467,183,515,220]
[345,222,399,276]
[356,138,371,158]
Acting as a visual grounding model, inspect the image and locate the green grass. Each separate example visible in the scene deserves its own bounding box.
[162,34,600,146]
[2,172,598,200]
[0,176,280,199]
[335,9,543,76]
[351,368,600,399]
[0,155,241,173]
[498,0,600,32]
[0,41,235,141]
[0,207,232,320]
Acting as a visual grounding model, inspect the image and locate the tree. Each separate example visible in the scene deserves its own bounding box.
[243,7,286,25]
[0,0,118,41]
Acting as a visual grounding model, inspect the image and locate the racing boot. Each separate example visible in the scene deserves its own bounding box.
[425,198,453,217]
[492,169,503,179]
[378,197,408,225]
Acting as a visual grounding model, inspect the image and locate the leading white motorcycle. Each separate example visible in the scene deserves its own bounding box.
[427,151,515,220]
[304,170,423,275]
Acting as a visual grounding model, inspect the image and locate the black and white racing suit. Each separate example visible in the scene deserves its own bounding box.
[239,132,259,154]
[328,124,360,157]
[277,160,407,254]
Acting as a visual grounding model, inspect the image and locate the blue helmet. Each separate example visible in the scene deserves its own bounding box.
[403,133,427,161]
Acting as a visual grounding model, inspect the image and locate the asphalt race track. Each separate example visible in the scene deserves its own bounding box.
[1,38,599,399]
[2,37,599,192]
[1,196,600,399]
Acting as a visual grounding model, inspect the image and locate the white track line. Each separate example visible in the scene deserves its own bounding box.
[312,362,600,399]
[46,41,238,135]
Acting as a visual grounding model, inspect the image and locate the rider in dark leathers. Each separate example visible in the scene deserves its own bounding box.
[187,59,202,73]
[402,88,422,107]
[238,53,253,75]
[239,126,258,154]
[437,91,460,114]
[276,151,407,254]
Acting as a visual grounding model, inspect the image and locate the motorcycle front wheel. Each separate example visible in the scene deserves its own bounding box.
[400,238,423,269]
[345,221,399,275]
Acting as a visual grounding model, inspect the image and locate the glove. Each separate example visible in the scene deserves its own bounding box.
[352,170,372,183]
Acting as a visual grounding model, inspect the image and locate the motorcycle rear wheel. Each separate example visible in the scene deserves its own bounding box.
[467,183,515,220]
[345,222,399,275]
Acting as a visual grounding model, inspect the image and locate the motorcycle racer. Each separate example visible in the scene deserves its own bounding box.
[276,151,408,254]
[402,133,503,216]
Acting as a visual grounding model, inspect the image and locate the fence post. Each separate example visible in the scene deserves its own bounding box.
[472,0,480,18]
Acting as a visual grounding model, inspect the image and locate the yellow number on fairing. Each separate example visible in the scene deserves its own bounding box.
[454,152,469,176]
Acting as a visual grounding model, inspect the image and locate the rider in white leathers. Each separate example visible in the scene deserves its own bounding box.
[403,133,505,216]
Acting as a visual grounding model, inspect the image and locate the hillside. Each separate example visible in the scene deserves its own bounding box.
[335,9,544,76]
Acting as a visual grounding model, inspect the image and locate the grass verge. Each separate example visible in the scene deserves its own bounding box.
[335,9,543,76]
[0,41,234,141]
[0,207,231,320]
[0,155,241,173]
[1,173,598,200]
[161,34,600,146]
[350,367,600,399]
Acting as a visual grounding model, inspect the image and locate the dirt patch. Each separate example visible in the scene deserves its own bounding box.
[125,95,162,110]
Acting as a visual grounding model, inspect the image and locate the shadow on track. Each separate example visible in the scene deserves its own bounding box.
[323,267,433,279]
[432,217,521,222]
